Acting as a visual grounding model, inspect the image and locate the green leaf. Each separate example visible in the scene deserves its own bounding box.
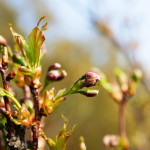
[99,73,112,93]
[55,114,76,150]
[28,16,48,68]
[9,24,31,69]
[47,138,56,150]
[41,115,75,150]
[55,88,66,98]
[13,54,27,66]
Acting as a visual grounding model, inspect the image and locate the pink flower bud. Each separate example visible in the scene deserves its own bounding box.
[83,78,98,87]
[103,134,119,148]
[0,35,7,46]
[48,63,61,71]
[47,70,67,81]
[81,72,101,81]
[47,70,60,80]
[81,72,101,87]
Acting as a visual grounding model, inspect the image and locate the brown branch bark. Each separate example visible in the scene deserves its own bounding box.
[120,99,126,138]
[0,66,15,139]
[30,87,42,150]
[119,93,129,150]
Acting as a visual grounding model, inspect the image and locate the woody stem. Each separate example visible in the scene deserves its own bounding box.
[30,87,42,150]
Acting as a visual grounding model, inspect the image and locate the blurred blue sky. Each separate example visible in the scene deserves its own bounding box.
[3,0,150,74]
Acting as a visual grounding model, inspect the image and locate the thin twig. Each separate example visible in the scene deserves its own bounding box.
[119,93,129,150]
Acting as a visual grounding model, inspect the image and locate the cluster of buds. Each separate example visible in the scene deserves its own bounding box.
[67,72,101,97]
[40,63,67,94]
[80,72,101,87]
[46,63,67,81]
[103,134,120,148]
[51,72,101,101]
[99,68,142,103]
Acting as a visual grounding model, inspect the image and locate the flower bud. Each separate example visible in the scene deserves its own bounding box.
[81,72,101,81]
[103,135,120,148]
[79,90,99,97]
[57,70,67,80]
[47,70,59,80]
[48,63,61,71]
[0,35,7,46]
[83,78,98,87]
[47,70,67,81]
[81,72,101,87]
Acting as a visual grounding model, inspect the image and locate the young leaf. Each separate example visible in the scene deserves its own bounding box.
[40,115,76,150]
[28,16,48,68]
[9,24,31,69]
[55,88,66,98]
[55,114,76,150]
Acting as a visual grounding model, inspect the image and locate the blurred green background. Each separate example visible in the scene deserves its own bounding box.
[1,1,150,150]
